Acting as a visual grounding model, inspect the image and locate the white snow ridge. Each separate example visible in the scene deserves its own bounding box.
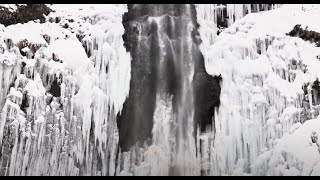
[0,3,320,176]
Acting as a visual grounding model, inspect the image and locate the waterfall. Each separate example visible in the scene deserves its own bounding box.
[116,4,222,176]
[119,4,196,175]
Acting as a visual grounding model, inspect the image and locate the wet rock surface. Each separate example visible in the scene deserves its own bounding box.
[118,4,221,152]
[0,4,52,26]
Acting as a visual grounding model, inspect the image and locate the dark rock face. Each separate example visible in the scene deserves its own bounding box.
[251,4,275,13]
[118,4,221,152]
[49,78,61,97]
[312,79,320,105]
[191,5,222,134]
[287,24,320,47]
[118,5,161,151]
[193,72,221,132]
[0,4,52,26]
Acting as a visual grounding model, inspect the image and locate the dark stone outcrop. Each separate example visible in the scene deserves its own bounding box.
[192,4,222,134]
[287,24,320,47]
[251,4,275,13]
[0,4,52,26]
[118,5,161,151]
[49,78,61,98]
[193,72,221,132]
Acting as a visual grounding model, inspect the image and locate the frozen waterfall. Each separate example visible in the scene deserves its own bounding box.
[197,4,320,176]
[1,3,320,176]
[0,4,130,176]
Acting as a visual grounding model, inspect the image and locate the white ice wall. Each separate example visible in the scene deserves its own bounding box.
[197,4,320,175]
[0,4,131,176]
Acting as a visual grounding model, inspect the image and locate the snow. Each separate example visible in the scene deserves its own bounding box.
[118,171,133,176]
[0,4,17,12]
[263,119,320,176]
[196,4,279,53]
[248,5,320,35]
[49,38,90,71]
[0,51,18,66]
[24,73,46,98]
[4,22,66,45]
[235,55,271,77]
[9,86,22,97]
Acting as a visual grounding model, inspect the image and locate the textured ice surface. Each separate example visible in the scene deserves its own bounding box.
[198,4,320,176]
[0,4,130,176]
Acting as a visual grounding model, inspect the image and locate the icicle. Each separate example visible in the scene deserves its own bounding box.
[308,84,314,117]
[197,4,315,175]
[0,4,130,176]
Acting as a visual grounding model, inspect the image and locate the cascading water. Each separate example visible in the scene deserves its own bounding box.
[117,4,221,176]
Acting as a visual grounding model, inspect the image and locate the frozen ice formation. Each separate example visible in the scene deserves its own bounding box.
[0,4,130,176]
[198,4,320,176]
[0,3,320,176]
